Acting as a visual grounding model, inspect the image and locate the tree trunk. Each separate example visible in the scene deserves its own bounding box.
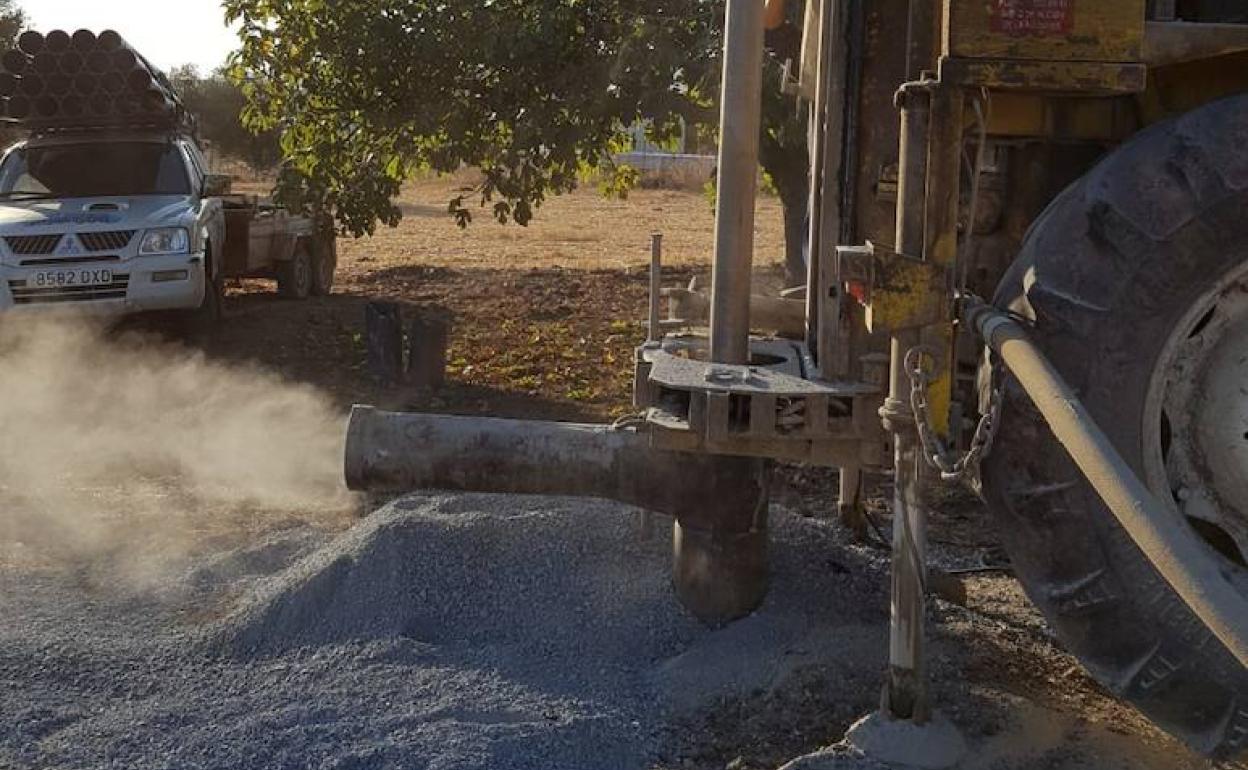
[757,69,812,290]
[777,179,809,288]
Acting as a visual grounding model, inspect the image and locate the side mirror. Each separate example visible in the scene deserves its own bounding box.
[203,174,233,197]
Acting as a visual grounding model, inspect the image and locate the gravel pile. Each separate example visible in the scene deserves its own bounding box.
[0,493,887,770]
[1,492,1209,769]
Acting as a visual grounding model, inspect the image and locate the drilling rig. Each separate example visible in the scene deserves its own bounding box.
[347,1,1248,762]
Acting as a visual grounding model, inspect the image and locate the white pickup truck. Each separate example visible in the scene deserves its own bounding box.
[0,129,335,324]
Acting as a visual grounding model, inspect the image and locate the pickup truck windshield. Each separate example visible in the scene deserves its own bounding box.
[0,142,191,198]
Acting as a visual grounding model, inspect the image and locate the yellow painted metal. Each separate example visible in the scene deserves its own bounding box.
[985,92,1138,140]
[1138,51,1248,125]
[1143,21,1248,68]
[921,323,956,436]
[943,0,1146,63]
[925,85,964,270]
[940,58,1147,94]
[864,256,949,335]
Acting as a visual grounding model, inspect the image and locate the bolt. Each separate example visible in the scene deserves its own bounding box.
[705,365,748,385]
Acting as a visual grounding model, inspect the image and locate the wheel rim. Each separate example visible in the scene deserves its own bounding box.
[1144,260,1248,593]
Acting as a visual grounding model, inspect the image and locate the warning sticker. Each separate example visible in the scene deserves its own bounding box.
[990,0,1075,37]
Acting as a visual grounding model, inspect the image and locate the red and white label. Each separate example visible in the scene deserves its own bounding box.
[990,0,1076,37]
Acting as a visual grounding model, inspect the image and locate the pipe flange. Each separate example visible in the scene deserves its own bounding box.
[880,396,915,434]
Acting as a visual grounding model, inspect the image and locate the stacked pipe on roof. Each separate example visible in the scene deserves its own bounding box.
[1,29,184,127]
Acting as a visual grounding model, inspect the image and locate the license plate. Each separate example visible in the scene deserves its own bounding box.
[29,268,114,289]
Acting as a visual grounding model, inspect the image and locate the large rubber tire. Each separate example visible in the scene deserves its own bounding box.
[277,241,313,300]
[311,236,337,296]
[982,94,1248,760]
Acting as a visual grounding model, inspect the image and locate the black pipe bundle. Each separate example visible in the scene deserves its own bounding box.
[0,28,190,130]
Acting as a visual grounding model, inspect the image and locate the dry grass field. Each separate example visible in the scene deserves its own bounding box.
[338,171,789,272]
[219,174,790,422]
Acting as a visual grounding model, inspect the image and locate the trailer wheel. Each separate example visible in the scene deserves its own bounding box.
[277,241,313,300]
[311,236,337,296]
[981,95,1248,759]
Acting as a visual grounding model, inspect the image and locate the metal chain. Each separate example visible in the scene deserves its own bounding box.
[904,346,1005,485]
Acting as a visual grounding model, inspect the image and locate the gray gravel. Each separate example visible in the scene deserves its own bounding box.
[0,494,886,770]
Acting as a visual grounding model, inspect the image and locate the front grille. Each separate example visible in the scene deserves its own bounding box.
[20,255,120,267]
[8,274,130,305]
[6,235,62,256]
[78,231,136,252]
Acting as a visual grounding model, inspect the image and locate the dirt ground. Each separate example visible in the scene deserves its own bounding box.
[214,173,788,422]
[193,175,1235,768]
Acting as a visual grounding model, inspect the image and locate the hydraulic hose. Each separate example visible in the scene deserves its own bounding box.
[966,300,1248,669]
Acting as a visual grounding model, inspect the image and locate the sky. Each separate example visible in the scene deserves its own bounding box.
[23,0,239,74]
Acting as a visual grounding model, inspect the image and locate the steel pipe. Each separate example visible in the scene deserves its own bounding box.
[98,30,123,53]
[345,406,771,626]
[648,233,663,342]
[87,94,112,117]
[60,94,85,118]
[33,96,58,118]
[47,74,72,97]
[2,50,29,75]
[883,328,930,722]
[879,76,936,724]
[60,51,84,75]
[87,50,111,72]
[17,74,43,97]
[7,95,30,119]
[127,68,155,94]
[804,0,835,361]
[71,29,97,52]
[100,71,125,94]
[112,49,137,72]
[73,72,99,96]
[44,30,71,54]
[708,0,766,365]
[966,301,1248,669]
[32,52,59,75]
[17,31,44,56]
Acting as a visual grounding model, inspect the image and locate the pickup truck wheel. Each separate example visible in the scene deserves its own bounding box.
[311,237,337,296]
[277,241,313,300]
[981,95,1248,760]
[180,255,222,340]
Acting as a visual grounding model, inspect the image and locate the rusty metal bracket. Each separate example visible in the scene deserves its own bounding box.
[837,242,951,334]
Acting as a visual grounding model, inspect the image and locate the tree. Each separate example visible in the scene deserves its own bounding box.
[225,0,809,282]
[0,0,23,52]
[170,65,281,175]
[0,0,25,146]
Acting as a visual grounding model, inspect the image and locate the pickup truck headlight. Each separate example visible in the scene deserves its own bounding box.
[138,228,190,256]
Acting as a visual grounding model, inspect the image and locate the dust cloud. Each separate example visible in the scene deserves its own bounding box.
[0,316,355,589]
